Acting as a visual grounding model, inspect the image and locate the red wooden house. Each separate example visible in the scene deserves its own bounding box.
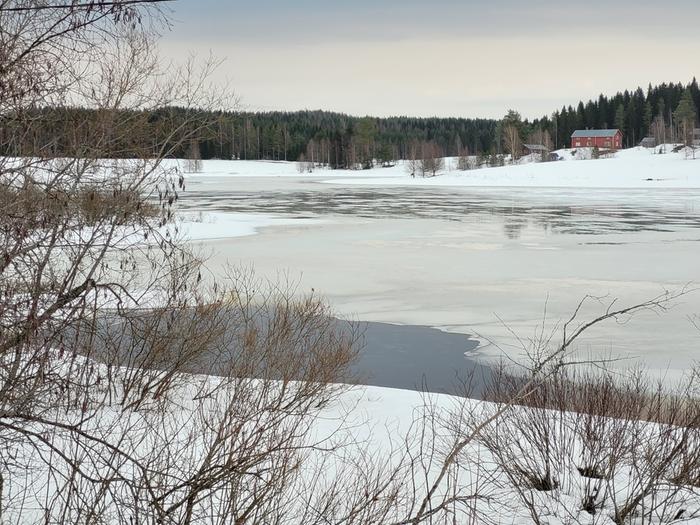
[571,129,623,149]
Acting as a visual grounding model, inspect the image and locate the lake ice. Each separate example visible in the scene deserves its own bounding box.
[177,169,700,380]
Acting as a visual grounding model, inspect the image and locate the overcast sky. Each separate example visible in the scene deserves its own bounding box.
[161,0,700,119]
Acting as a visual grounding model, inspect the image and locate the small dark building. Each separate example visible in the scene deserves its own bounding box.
[640,137,657,148]
[522,144,549,156]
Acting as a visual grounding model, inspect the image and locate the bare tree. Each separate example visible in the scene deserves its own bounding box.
[405,139,421,177]
[306,138,319,168]
[527,129,554,162]
[418,142,444,177]
[651,114,667,152]
[456,146,473,171]
[502,110,524,163]
[296,152,312,173]
[503,124,522,163]
[185,139,203,173]
[0,3,377,523]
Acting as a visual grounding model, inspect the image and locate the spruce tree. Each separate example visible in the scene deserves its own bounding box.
[614,104,626,137]
[674,89,697,146]
[643,101,653,138]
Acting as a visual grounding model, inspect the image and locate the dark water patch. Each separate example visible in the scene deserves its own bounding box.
[84,310,488,399]
[353,321,488,397]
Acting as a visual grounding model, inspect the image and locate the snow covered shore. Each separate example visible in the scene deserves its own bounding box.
[322,147,700,189]
[181,146,700,190]
[11,372,700,524]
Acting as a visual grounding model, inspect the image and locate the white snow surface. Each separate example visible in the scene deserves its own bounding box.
[324,147,700,189]
[9,371,700,524]
[179,158,304,178]
[180,147,700,189]
[173,211,320,241]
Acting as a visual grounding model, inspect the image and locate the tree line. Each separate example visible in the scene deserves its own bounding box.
[492,80,700,163]
[0,107,497,168]
[546,79,700,149]
[2,80,698,167]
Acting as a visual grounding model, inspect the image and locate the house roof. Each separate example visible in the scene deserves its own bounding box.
[523,144,548,152]
[571,129,621,138]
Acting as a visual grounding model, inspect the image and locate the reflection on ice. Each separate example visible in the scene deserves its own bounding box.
[178,185,700,238]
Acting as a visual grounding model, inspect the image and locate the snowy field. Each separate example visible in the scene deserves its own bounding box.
[175,146,700,190]
[325,147,700,189]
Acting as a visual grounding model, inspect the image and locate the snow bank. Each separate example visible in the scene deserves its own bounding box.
[173,211,320,241]
[10,372,700,524]
[11,147,698,190]
[177,158,304,178]
[175,147,700,190]
[179,158,408,180]
[323,147,700,189]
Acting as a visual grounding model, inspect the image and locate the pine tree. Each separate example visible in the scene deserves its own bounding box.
[355,117,377,169]
[643,101,653,139]
[614,104,626,136]
[501,110,523,161]
[674,89,698,147]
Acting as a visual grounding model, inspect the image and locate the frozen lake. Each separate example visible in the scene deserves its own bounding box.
[178,174,700,381]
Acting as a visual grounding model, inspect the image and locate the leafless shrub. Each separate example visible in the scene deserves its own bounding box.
[456,151,477,171]
[0,2,372,522]
[503,124,522,162]
[184,139,203,173]
[3,4,700,524]
[405,140,444,177]
[418,142,444,177]
[480,342,700,523]
[297,153,313,173]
